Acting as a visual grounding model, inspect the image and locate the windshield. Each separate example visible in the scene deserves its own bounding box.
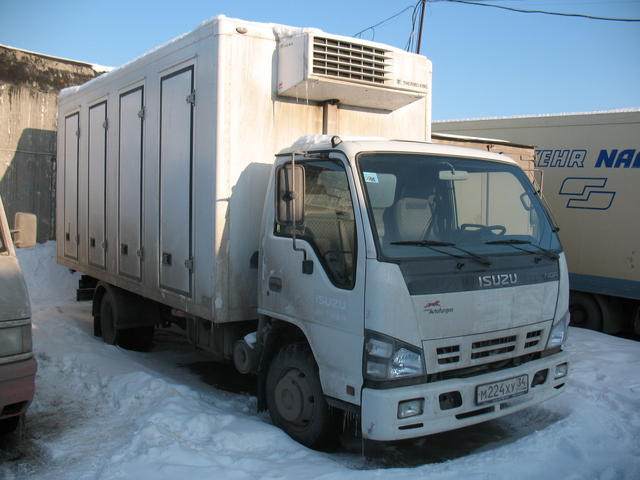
[358,153,560,260]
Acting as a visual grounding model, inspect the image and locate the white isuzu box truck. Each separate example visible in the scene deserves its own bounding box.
[434,110,640,336]
[57,16,569,448]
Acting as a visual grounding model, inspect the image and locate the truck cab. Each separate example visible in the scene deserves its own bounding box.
[258,137,570,445]
[0,196,36,435]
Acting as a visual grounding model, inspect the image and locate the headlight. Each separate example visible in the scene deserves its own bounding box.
[546,311,570,348]
[0,324,32,357]
[364,331,424,381]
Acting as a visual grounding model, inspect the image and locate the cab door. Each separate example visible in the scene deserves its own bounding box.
[259,154,366,405]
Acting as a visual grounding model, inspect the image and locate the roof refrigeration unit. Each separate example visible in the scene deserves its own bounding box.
[277,31,431,111]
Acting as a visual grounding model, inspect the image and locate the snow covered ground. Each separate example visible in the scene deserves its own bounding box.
[1,242,639,479]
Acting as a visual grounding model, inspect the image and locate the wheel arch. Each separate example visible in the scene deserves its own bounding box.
[256,317,312,412]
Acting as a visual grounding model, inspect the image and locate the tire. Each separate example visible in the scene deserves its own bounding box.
[266,344,337,450]
[99,290,153,351]
[595,294,624,334]
[100,290,118,345]
[569,291,603,331]
[118,326,154,352]
[93,314,102,337]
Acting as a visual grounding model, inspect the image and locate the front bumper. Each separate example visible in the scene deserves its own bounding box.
[362,351,568,441]
[0,355,37,420]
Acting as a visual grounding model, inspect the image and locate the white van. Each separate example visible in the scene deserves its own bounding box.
[0,196,37,434]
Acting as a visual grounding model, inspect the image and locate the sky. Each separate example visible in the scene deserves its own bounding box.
[1,0,639,120]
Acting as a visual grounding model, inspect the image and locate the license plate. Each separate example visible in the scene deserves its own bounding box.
[476,374,529,405]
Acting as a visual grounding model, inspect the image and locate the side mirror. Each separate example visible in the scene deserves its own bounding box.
[13,212,37,248]
[520,192,535,211]
[276,164,305,225]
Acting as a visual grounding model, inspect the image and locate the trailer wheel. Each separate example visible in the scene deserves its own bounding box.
[569,291,603,331]
[100,290,118,345]
[266,344,336,449]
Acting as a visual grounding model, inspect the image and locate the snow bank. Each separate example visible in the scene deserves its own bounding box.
[16,241,80,304]
[2,243,639,479]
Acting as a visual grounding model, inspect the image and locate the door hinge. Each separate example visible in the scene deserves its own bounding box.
[137,248,144,260]
[75,128,80,137]
[138,107,145,119]
[184,257,194,272]
[102,119,109,129]
[186,91,196,105]
[101,240,108,250]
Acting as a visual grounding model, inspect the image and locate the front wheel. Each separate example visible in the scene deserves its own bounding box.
[266,344,337,450]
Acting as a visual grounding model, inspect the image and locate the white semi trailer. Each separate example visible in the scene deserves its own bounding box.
[434,110,640,336]
[57,16,569,449]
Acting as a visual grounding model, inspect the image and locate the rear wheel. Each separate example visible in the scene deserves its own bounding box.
[118,326,154,351]
[266,344,337,450]
[99,290,153,351]
[100,291,118,345]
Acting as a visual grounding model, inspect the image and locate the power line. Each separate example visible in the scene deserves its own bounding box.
[416,0,428,53]
[353,4,417,38]
[353,0,639,58]
[406,1,424,52]
[435,0,640,22]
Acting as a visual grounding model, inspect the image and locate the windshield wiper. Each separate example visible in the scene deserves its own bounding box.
[485,239,559,260]
[391,240,492,266]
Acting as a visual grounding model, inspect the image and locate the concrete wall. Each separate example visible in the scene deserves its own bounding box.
[0,45,102,242]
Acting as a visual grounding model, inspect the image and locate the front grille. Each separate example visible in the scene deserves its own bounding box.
[471,335,517,359]
[312,36,390,84]
[525,330,543,349]
[436,345,460,365]
[430,352,541,383]
[425,322,552,374]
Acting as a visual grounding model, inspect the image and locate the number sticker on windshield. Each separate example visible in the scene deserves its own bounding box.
[363,172,379,183]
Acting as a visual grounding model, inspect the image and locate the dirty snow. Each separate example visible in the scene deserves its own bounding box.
[1,242,639,479]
